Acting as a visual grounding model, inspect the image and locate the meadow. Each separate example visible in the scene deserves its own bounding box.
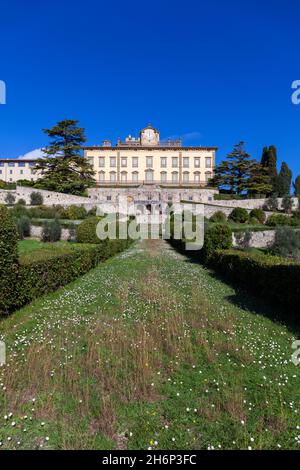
[0,239,299,450]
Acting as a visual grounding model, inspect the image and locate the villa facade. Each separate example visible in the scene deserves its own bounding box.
[0,159,38,183]
[83,125,217,187]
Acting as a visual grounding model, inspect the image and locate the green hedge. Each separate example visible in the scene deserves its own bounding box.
[209,250,300,313]
[1,237,132,315]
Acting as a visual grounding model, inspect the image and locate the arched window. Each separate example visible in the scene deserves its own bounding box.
[160,171,167,183]
[132,171,139,182]
[205,171,212,183]
[145,169,154,183]
[194,171,200,183]
[121,171,127,182]
[183,171,189,183]
[172,171,178,183]
[98,171,105,182]
[110,171,117,182]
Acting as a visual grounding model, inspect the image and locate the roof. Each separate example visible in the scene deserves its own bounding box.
[83,146,218,151]
[0,158,37,163]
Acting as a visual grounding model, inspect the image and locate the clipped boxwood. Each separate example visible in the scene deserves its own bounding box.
[210,210,227,223]
[249,208,266,224]
[201,223,232,262]
[77,216,102,244]
[210,249,300,315]
[229,207,249,223]
[266,213,291,227]
[0,205,19,314]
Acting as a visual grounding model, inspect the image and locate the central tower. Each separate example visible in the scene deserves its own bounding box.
[140,125,160,146]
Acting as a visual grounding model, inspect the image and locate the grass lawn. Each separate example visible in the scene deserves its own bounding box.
[0,239,299,450]
[18,239,95,263]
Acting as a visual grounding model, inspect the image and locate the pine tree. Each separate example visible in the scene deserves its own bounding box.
[293,175,300,197]
[277,162,292,197]
[248,162,272,197]
[261,145,278,194]
[212,142,255,194]
[35,120,95,195]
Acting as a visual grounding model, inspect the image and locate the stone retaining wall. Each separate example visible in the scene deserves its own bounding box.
[232,230,275,248]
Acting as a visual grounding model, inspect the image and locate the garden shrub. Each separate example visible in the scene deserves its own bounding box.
[17,215,31,240]
[209,250,300,315]
[66,205,87,220]
[42,219,62,242]
[229,207,249,223]
[270,226,300,259]
[263,196,279,212]
[201,223,232,262]
[17,198,26,206]
[30,191,44,206]
[5,192,16,205]
[77,217,102,244]
[249,208,266,224]
[210,211,227,223]
[0,205,19,314]
[266,213,291,227]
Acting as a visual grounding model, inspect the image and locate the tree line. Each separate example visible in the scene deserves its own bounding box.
[211,142,300,198]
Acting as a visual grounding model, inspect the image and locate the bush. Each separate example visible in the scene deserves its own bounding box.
[229,207,249,223]
[30,191,44,206]
[249,208,266,224]
[266,213,291,227]
[210,211,227,223]
[263,196,279,212]
[77,217,102,244]
[282,196,294,214]
[5,192,16,205]
[66,205,87,220]
[17,198,26,206]
[210,250,300,316]
[0,205,19,314]
[270,226,300,258]
[42,219,62,242]
[17,215,31,240]
[201,223,232,262]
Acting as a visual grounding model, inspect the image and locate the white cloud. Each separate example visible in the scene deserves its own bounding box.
[18,148,44,160]
[164,131,203,142]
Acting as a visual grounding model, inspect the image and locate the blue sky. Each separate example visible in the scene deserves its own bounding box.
[0,0,300,180]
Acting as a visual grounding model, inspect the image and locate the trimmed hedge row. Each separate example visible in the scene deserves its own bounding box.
[209,250,300,313]
[14,239,131,312]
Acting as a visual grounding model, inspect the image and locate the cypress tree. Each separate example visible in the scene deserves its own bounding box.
[277,162,292,197]
[293,175,300,197]
[261,145,278,194]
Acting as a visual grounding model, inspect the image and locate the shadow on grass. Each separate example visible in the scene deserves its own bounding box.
[168,243,300,334]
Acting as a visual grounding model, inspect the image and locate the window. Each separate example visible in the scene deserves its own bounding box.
[172,171,178,183]
[205,172,212,182]
[183,157,189,168]
[0,162,4,167]
[8,162,15,167]
[107,196,112,201]
[145,169,154,182]
[29,162,36,167]
[110,171,117,182]
[110,157,116,168]
[18,162,25,167]
[183,172,189,183]
[194,172,200,183]
[172,157,178,168]
[98,171,105,182]
[160,171,167,183]
[99,157,105,167]
[146,156,153,168]
[0,170,2,174]
[160,157,167,168]
[132,157,138,168]
[20,170,23,175]
[132,171,139,182]
[121,171,127,182]
[194,158,200,168]
[189,196,193,201]
[121,157,127,168]
[9,170,13,174]
[88,158,94,166]
[205,157,212,168]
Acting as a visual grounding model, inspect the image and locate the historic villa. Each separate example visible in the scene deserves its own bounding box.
[84,125,217,187]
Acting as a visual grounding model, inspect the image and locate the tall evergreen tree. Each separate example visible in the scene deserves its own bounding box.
[277,162,292,197]
[35,120,95,195]
[293,175,300,197]
[261,145,278,194]
[212,142,255,194]
[248,162,272,196]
